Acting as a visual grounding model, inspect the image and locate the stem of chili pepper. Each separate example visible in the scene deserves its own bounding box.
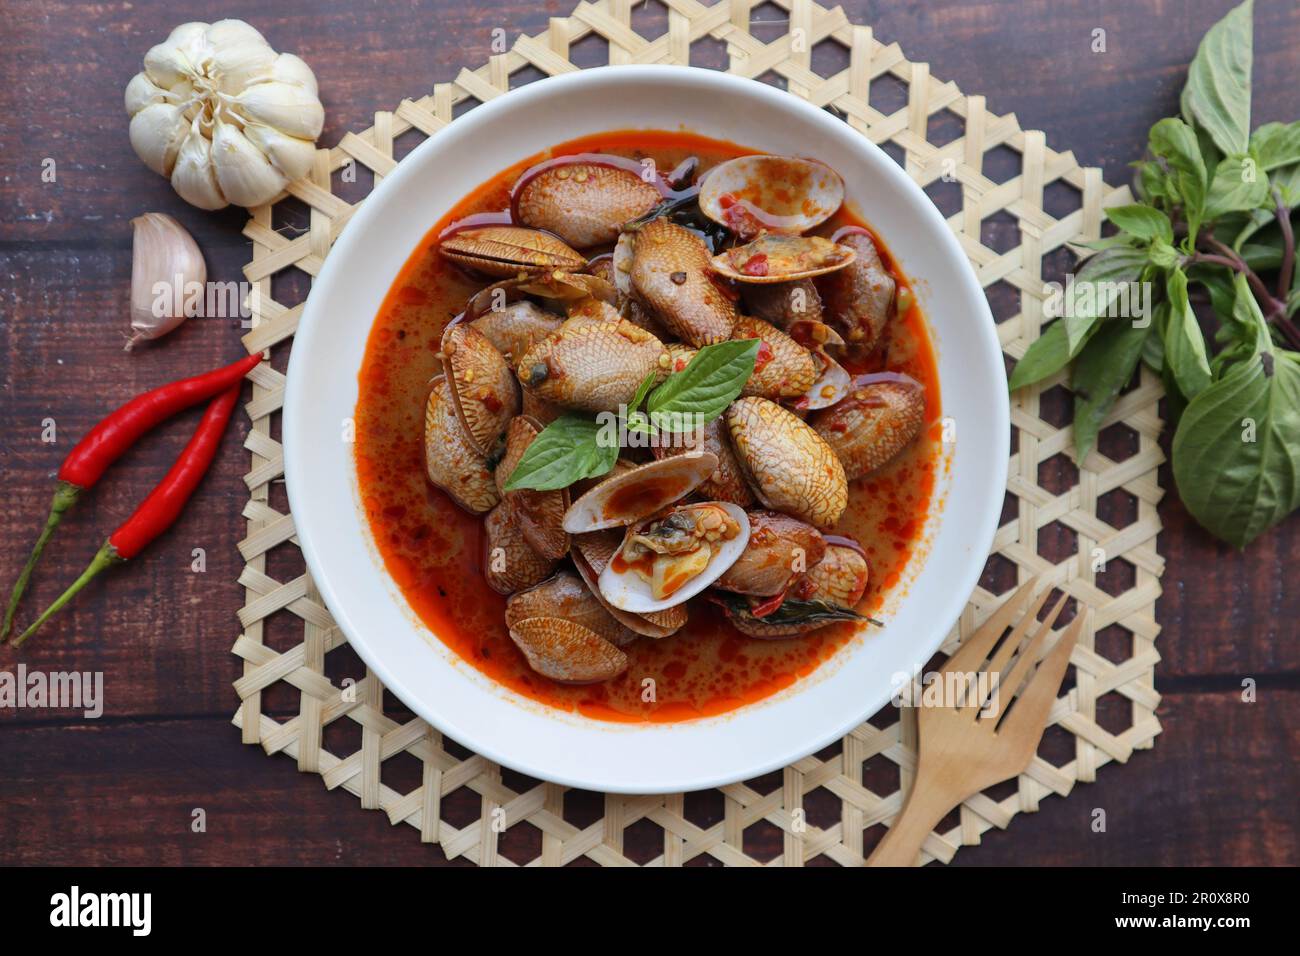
[2,352,261,640]
[11,385,241,649]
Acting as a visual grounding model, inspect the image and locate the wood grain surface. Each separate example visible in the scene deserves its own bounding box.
[1,0,1296,866]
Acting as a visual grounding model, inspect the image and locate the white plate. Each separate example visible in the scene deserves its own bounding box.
[284,66,1008,794]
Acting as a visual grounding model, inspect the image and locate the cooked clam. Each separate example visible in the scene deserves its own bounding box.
[423,376,500,515]
[439,225,585,277]
[650,417,754,506]
[820,227,896,353]
[515,158,662,248]
[496,417,569,559]
[709,234,855,284]
[563,453,718,533]
[811,373,926,480]
[725,396,847,530]
[733,315,817,400]
[571,530,688,637]
[628,217,737,346]
[794,349,853,411]
[698,155,844,239]
[482,498,556,594]
[507,571,637,648]
[715,511,826,597]
[440,322,519,456]
[792,541,869,608]
[598,502,750,613]
[516,316,668,413]
[743,279,825,328]
[471,300,562,363]
[507,617,629,683]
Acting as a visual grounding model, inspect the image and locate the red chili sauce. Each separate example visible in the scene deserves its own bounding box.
[354,131,943,723]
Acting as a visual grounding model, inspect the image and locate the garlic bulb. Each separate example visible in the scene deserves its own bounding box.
[125,20,323,210]
[128,213,207,350]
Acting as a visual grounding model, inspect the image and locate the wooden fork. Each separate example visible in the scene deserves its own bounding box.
[866,576,1084,866]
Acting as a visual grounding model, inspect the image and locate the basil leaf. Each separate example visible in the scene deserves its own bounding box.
[1272,162,1300,206]
[1149,118,1209,238]
[1171,350,1300,548]
[1181,0,1253,158]
[1204,154,1271,220]
[1250,121,1300,171]
[1062,247,1151,353]
[1071,318,1151,461]
[1008,320,1072,392]
[1141,305,1167,373]
[629,370,657,412]
[1164,269,1213,398]
[503,414,618,491]
[646,338,758,432]
[1105,204,1174,243]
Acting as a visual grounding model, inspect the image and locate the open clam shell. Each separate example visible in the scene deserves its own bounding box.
[793,349,853,411]
[709,234,855,284]
[507,617,629,684]
[571,531,688,637]
[439,225,585,277]
[598,502,750,613]
[440,322,519,456]
[562,452,718,533]
[698,155,844,239]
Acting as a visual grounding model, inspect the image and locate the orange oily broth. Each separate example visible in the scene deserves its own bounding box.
[354,131,942,722]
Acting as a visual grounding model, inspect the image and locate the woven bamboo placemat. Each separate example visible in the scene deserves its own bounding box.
[230,0,1164,866]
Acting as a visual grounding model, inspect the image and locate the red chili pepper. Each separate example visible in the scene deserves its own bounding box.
[3,352,260,641]
[11,386,240,648]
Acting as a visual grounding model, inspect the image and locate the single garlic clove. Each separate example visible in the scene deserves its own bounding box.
[242,122,317,181]
[125,72,168,116]
[143,22,208,87]
[171,125,227,211]
[232,81,325,141]
[128,213,207,351]
[268,53,318,97]
[128,102,190,177]
[210,117,288,207]
[206,20,276,94]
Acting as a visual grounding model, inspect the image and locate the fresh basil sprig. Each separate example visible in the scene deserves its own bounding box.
[1009,0,1300,548]
[503,339,758,491]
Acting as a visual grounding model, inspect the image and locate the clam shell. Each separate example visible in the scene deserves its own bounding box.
[496,417,570,559]
[811,374,926,480]
[794,349,852,411]
[628,218,737,346]
[793,543,869,608]
[562,452,718,533]
[709,234,855,284]
[734,315,817,399]
[598,503,750,613]
[743,279,825,329]
[698,155,844,238]
[516,161,661,248]
[471,300,562,363]
[423,377,500,515]
[439,225,585,277]
[483,498,557,594]
[650,417,754,506]
[715,511,827,597]
[507,617,628,684]
[516,316,668,413]
[571,531,688,637]
[440,322,519,456]
[507,571,638,648]
[725,396,847,529]
[820,228,896,353]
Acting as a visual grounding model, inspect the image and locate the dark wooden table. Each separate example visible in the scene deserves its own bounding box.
[1,0,1296,866]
